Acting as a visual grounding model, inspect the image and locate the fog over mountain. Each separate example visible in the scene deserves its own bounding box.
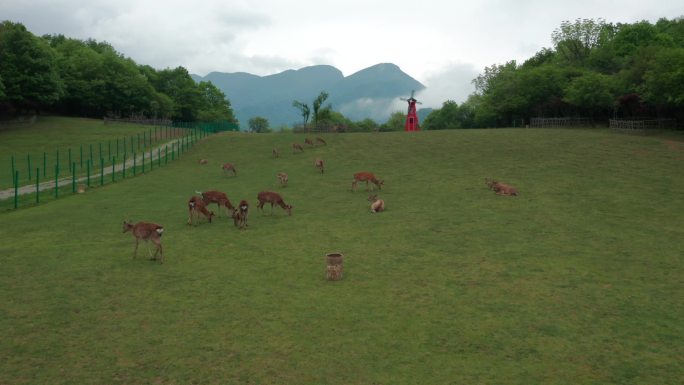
[192,63,426,128]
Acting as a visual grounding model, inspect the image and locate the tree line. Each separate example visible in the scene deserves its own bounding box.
[423,17,684,130]
[0,21,238,123]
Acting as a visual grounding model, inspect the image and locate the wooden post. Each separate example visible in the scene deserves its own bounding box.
[326,253,344,281]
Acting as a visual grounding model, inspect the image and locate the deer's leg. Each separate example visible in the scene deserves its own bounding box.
[133,238,140,259]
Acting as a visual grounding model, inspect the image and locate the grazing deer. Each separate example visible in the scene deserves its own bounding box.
[485,178,519,196]
[352,172,384,191]
[122,221,164,263]
[314,158,325,174]
[315,137,327,145]
[233,199,249,229]
[222,163,237,176]
[199,159,208,165]
[304,138,314,146]
[292,143,304,154]
[368,194,385,213]
[277,172,289,187]
[257,191,293,216]
[197,190,236,217]
[272,148,279,158]
[188,195,214,225]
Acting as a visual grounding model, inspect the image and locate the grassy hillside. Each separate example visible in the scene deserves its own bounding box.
[1,128,683,384]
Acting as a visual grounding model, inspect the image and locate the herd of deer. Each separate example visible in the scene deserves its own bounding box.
[122,135,519,264]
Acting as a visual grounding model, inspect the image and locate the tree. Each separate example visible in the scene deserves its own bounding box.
[312,91,330,130]
[643,47,684,106]
[197,81,238,123]
[381,111,406,131]
[248,116,270,133]
[292,100,310,127]
[563,71,616,117]
[0,21,63,112]
[552,18,607,64]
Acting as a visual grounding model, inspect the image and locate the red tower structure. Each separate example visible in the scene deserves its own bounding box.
[401,90,422,131]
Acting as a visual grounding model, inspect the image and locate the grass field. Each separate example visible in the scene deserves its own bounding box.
[1,123,683,384]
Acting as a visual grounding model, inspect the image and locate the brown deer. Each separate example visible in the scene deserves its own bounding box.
[277,172,289,187]
[485,178,519,196]
[352,172,384,191]
[187,195,214,225]
[272,148,279,158]
[368,195,385,213]
[233,199,249,229]
[199,159,208,165]
[122,221,164,263]
[222,163,237,176]
[304,138,314,146]
[292,143,304,154]
[315,137,327,145]
[257,191,293,216]
[198,190,236,217]
[314,158,325,174]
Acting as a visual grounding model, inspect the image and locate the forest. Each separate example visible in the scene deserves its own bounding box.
[0,21,238,124]
[423,17,684,129]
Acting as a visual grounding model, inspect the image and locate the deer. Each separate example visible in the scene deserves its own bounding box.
[368,194,385,213]
[352,171,384,191]
[277,172,289,187]
[485,178,519,196]
[272,148,279,158]
[197,190,236,217]
[304,138,314,147]
[122,221,164,263]
[187,195,214,225]
[292,143,304,154]
[257,191,293,216]
[315,137,327,145]
[314,158,325,174]
[198,159,208,165]
[222,163,237,176]
[233,199,249,229]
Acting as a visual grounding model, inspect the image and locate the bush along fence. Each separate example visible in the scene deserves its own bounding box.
[1,125,214,211]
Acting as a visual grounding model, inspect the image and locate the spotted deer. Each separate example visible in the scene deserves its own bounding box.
[352,172,384,191]
[197,190,236,217]
[368,195,385,213]
[222,163,237,176]
[314,158,325,174]
[292,143,304,154]
[233,200,249,229]
[256,191,293,216]
[122,221,164,263]
[485,178,519,196]
[188,195,214,225]
[277,172,289,187]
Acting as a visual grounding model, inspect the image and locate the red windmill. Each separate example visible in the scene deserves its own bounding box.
[400,90,422,131]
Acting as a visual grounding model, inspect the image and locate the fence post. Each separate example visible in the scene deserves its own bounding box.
[54,164,59,199]
[87,159,91,187]
[142,151,145,173]
[112,157,116,182]
[133,153,137,176]
[100,157,104,186]
[89,144,93,166]
[72,162,76,193]
[36,168,40,204]
[123,153,127,179]
[149,149,153,170]
[14,170,19,209]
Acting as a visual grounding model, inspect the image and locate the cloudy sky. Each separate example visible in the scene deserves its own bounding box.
[2,0,682,107]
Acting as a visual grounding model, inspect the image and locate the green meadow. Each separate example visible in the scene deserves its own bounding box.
[1,120,683,384]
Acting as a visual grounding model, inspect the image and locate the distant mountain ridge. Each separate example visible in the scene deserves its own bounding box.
[191,63,425,128]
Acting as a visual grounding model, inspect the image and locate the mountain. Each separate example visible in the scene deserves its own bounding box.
[191,63,425,129]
